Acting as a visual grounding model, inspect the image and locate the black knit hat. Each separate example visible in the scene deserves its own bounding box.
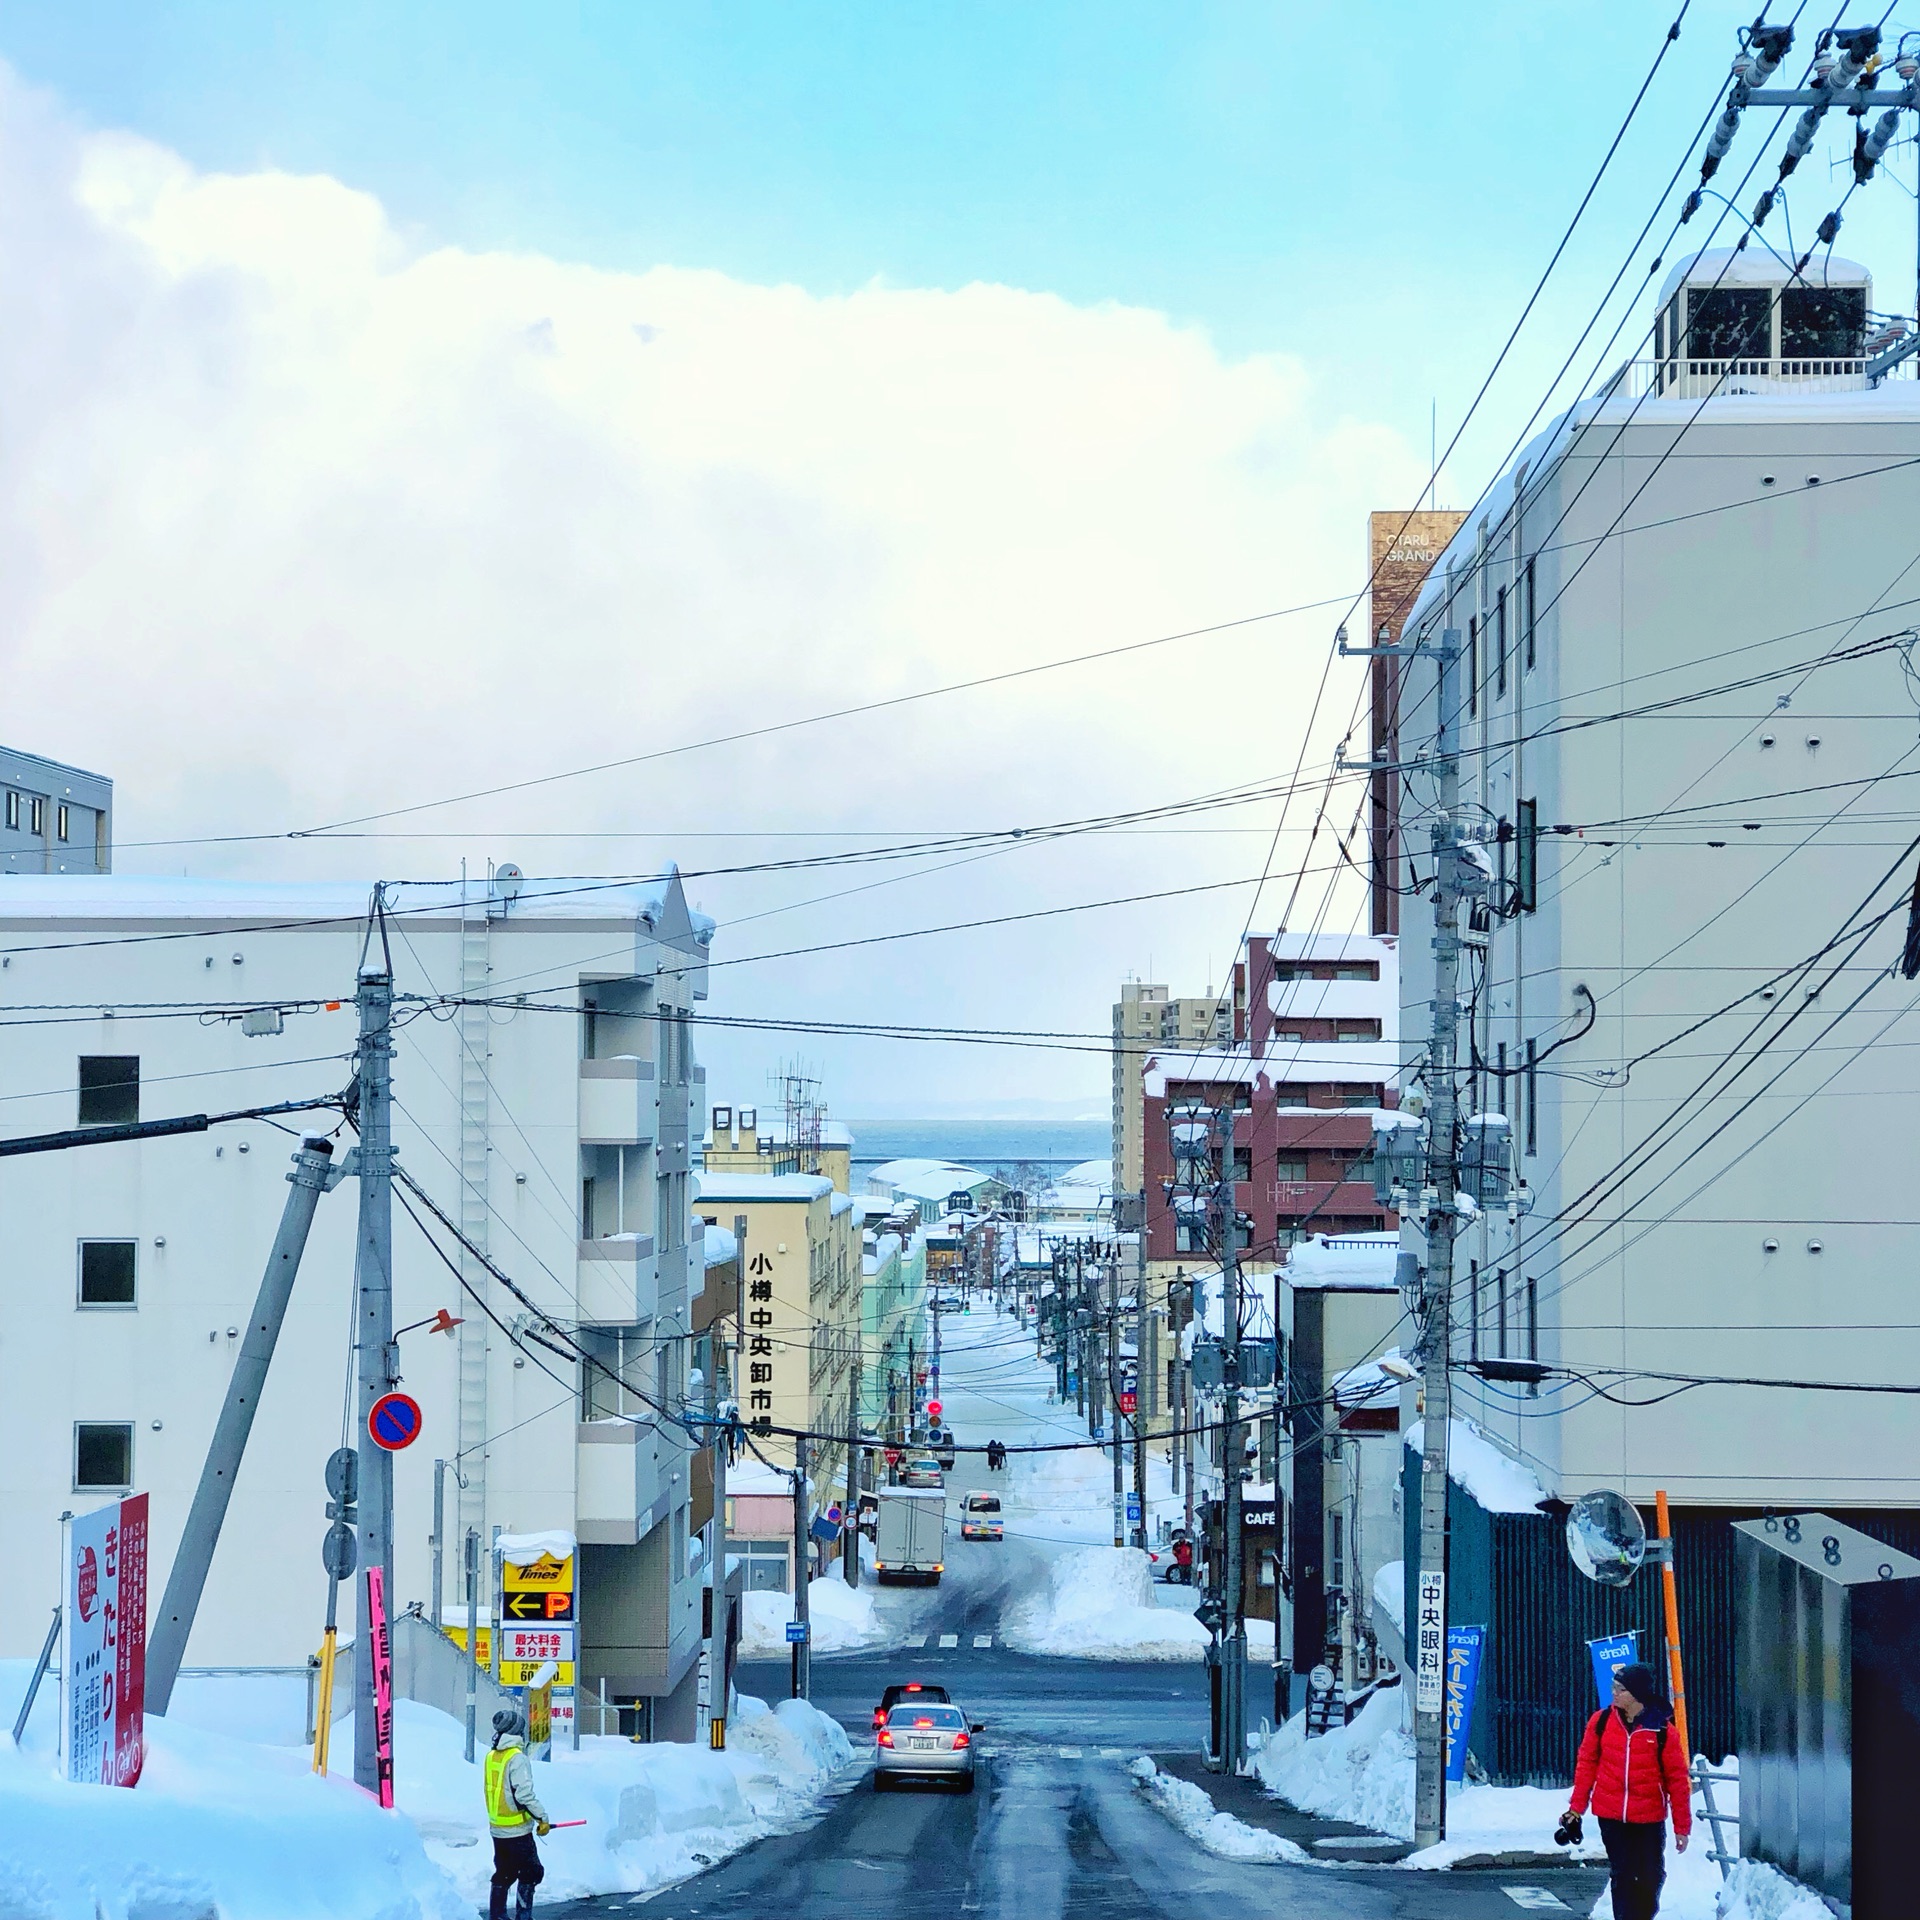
[1615,1662,1660,1706]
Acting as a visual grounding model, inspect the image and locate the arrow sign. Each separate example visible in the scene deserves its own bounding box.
[367,1392,423,1452]
[505,1588,574,1622]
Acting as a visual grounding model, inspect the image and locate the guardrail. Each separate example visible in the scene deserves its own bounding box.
[1600,355,1916,400]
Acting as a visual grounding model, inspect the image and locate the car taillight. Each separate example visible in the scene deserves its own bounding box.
[905,1683,922,1691]
[913,1717,933,1727]
[953,1731,970,1748]
[872,1710,885,1727]
[878,1730,894,1747]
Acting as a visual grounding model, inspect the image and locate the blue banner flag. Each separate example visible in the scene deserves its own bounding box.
[1444,1624,1486,1783]
[1588,1631,1639,1707]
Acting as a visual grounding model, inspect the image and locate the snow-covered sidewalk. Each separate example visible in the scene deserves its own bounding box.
[1,1660,850,1919]
[1000,1546,1208,1661]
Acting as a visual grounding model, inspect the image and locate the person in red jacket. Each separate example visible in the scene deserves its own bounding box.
[1560,1662,1690,1920]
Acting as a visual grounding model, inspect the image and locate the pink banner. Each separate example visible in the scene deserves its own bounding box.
[368,1565,394,1808]
[113,1495,147,1787]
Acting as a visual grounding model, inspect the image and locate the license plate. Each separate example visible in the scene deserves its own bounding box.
[910,1737,938,1750]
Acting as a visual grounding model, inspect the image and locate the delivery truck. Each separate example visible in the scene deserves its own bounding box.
[874,1488,946,1584]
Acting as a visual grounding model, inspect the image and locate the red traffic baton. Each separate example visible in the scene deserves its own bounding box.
[547,1819,588,1829]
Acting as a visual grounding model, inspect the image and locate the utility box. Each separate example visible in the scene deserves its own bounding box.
[1733,1513,1920,1918]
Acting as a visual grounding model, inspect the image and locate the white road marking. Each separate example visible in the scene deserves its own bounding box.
[939,1633,960,1649]
[1057,1746,1084,1758]
[906,1633,928,1648]
[973,1634,993,1648]
[1502,1892,1570,1913]
[1098,1748,1125,1759]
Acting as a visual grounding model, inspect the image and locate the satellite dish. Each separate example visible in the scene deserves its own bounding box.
[1566,1490,1647,1588]
[494,862,526,904]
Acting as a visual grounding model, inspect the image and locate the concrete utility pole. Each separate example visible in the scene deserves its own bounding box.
[1342,617,1465,1846]
[710,1211,746,1749]
[1108,1251,1124,1548]
[844,1350,862,1588]
[1215,1128,1249,1776]
[352,959,397,1798]
[147,1135,337,1712]
[791,1430,812,1700]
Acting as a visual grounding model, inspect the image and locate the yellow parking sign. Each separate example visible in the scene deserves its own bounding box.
[503,1554,574,1593]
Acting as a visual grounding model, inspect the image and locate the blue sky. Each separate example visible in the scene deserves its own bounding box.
[19,2,1910,487]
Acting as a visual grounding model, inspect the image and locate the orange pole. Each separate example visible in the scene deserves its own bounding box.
[1654,1490,1690,1758]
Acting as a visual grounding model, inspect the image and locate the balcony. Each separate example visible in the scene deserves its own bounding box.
[578,1233,657,1322]
[580,1057,656,1147]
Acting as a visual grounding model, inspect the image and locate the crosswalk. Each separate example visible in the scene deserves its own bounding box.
[903,1630,1003,1651]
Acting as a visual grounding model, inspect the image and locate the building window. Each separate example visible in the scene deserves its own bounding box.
[56,803,69,842]
[3,791,15,830]
[1526,1274,1539,1359]
[75,1422,134,1492]
[79,1240,137,1307]
[1525,1038,1538,1155]
[1495,584,1508,699]
[1336,1021,1381,1041]
[1515,798,1539,913]
[29,796,44,836]
[1524,557,1537,670]
[77,1056,139,1128]
[1467,616,1478,717]
[1274,1156,1309,1182]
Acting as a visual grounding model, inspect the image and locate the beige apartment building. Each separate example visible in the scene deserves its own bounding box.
[1110,980,1230,1202]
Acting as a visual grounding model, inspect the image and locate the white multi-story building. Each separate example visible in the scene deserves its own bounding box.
[1392,248,1920,1518]
[0,868,715,1737]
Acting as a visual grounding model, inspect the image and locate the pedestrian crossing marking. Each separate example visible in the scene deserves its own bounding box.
[938,1633,959,1648]
[906,1633,928,1648]
[1501,1893,1569,1913]
[1057,1746,1084,1758]
[972,1634,993,1648]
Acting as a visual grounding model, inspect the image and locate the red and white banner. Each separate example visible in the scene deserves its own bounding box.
[64,1493,148,1786]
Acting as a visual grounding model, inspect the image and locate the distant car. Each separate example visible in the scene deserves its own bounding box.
[871,1679,951,1730]
[875,1701,982,1792]
[898,1456,944,1489]
[960,1492,1003,1541]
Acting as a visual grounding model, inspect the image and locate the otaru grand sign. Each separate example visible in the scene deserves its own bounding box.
[64,1493,149,1785]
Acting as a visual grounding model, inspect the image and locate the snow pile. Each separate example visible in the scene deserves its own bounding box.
[0,1679,465,1920]
[401,1692,852,1906]
[0,1659,851,1918]
[1252,1685,1605,1867]
[1127,1755,1310,1863]
[1705,1860,1824,1920]
[1000,1547,1209,1661]
[1373,1560,1405,1631]
[739,1574,900,1657]
[1403,1418,1548,1513]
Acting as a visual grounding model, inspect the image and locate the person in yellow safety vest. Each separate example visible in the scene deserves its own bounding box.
[485,1707,552,1920]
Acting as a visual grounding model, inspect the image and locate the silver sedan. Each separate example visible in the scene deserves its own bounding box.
[874,1702,981,1792]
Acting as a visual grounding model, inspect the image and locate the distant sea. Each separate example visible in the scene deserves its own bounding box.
[846,1119,1108,1179]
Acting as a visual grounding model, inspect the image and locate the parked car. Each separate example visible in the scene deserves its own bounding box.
[898,1455,944,1489]
[875,1700,983,1792]
[871,1679,951,1730]
[960,1492,1003,1541]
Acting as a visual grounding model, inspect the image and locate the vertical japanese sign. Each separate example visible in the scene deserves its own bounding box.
[1413,1567,1446,1714]
[63,1493,148,1786]
[1443,1623,1486,1782]
[367,1565,395,1809]
[1588,1631,1639,1708]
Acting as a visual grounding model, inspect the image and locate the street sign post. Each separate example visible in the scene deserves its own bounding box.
[367,1392,423,1452]
[786,1620,810,1645]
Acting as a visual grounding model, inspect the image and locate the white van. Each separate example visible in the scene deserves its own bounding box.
[960,1492,1004,1542]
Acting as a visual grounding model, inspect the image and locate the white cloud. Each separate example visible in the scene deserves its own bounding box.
[0,66,1421,1111]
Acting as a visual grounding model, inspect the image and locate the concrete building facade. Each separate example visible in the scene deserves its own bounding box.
[0,745,112,874]
[0,869,711,1737]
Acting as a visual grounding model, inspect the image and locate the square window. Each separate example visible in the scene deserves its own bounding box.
[79,1240,137,1307]
[75,1422,134,1491]
[77,1056,140,1127]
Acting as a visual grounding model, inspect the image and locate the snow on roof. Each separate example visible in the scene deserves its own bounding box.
[1145,1042,1404,1100]
[0,871,716,941]
[728,1461,794,1495]
[694,1172,834,1202]
[830,1193,855,1217]
[1403,1418,1549,1514]
[496,1530,577,1567]
[865,1157,997,1202]
[1285,1232,1400,1291]
[1257,930,1399,961]
[1333,1348,1405,1408]
[863,1231,903,1274]
[1655,246,1870,307]
[701,1222,738,1267]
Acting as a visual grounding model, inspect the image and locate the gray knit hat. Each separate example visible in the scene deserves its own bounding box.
[492,1706,527,1737]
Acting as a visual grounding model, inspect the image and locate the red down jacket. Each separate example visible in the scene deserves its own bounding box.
[1568,1704,1691,1836]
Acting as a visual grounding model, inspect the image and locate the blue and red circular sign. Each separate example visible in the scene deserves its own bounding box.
[368,1391,423,1452]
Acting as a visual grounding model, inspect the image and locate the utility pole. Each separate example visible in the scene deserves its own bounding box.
[791,1429,812,1700]
[844,1351,861,1587]
[1341,616,1465,1846]
[1216,1121,1248,1776]
[1108,1250,1124,1548]
[352,957,396,1798]
[146,1136,337,1711]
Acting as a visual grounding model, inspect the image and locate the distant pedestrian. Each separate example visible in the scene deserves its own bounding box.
[1559,1662,1690,1920]
[485,1707,552,1920]
[1171,1535,1194,1584]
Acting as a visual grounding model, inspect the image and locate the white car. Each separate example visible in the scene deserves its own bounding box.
[960,1492,1003,1541]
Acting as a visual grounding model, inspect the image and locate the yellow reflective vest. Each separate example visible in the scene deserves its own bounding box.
[485,1741,535,1835]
